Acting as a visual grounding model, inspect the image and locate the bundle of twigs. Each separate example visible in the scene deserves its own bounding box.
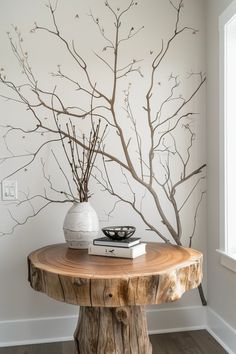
[60,119,106,202]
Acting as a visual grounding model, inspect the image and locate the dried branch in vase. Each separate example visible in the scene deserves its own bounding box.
[62,120,107,203]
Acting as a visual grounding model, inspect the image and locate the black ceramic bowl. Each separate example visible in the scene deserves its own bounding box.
[102,226,136,240]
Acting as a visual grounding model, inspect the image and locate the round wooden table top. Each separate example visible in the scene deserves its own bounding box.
[28,242,201,279]
[28,242,203,307]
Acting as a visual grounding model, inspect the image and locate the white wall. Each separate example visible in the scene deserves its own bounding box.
[0,0,206,345]
[206,0,236,330]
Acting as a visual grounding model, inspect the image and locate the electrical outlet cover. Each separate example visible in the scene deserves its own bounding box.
[1,180,18,201]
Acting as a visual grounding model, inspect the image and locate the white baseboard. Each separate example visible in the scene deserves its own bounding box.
[147,305,207,334]
[0,305,235,353]
[207,307,236,354]
[0,306,206,347]
[0,315,77,347]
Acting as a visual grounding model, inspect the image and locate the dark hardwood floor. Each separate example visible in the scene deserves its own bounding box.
[0,330,227,354]
[150,331,228,354]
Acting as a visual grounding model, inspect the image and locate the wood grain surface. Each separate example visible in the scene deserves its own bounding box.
[74,306,152,354]
[28,242,203,307]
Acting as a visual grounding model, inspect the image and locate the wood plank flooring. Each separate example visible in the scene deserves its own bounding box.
[150,331,228,354]
[0,330,227,354]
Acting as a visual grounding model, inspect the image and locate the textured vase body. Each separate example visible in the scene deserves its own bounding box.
[63,202,99,249]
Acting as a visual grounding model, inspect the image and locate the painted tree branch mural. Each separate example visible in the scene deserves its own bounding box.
[0,0,206,303]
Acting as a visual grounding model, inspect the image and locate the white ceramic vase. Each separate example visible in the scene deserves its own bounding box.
[63,202,99,249]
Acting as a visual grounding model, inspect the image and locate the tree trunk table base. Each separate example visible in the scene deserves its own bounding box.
[74,305,152,354]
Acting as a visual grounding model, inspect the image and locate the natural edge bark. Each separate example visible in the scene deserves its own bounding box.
[27,251,203,307]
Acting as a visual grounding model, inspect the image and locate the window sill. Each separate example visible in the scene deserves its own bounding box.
[217,249,236,273]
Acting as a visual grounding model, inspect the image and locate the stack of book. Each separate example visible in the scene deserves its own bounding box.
[88,237,146,259]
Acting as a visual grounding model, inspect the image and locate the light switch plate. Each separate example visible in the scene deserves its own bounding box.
[1,180,18,201]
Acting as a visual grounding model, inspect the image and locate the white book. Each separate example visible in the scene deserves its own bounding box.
[88,243,146,259]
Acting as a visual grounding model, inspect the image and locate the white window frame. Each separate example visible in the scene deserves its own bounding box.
[218,0,236,272]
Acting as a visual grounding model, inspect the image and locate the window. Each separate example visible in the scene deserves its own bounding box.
[219,0,236,271]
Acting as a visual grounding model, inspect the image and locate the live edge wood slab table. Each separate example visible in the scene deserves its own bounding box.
[28,242,203,354]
